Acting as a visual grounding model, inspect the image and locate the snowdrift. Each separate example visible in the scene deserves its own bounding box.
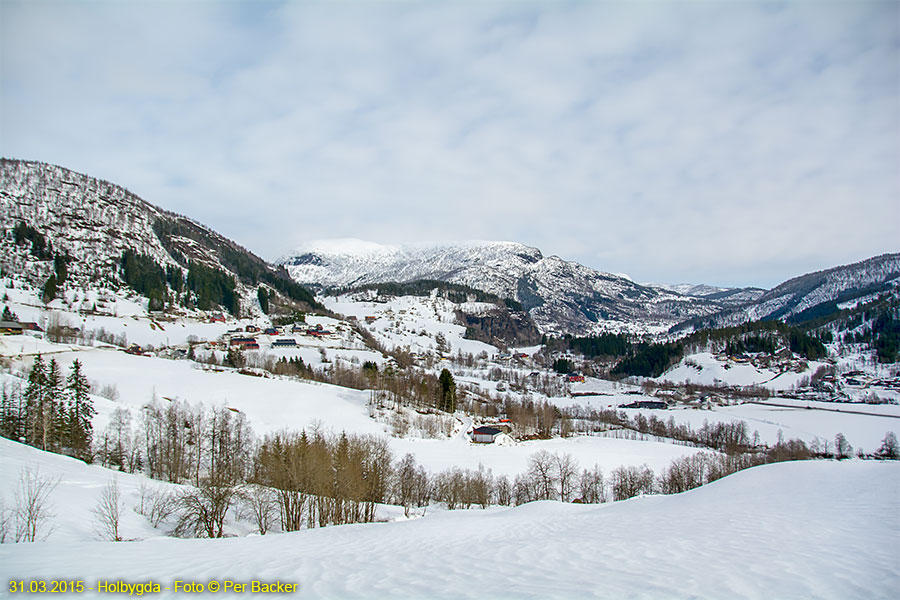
[2,436,897,599]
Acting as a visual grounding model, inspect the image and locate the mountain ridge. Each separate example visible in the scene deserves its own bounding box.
[3,158,895,336]
[280,239,761,335]
[281,239,900,336]
[0,158,317,315]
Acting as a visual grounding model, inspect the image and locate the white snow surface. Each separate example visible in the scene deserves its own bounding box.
[324,293,498,357]
[1,435,897,600]
[658,352,828,391]
[390,434,705,478]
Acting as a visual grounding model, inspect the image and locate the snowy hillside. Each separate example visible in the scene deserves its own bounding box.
[0,159,316,316]
[2,439,897,600]
[677,253,900,332]
[0,160,176,282]
[280,239,739,335]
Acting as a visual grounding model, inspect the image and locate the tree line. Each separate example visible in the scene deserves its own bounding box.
[152,217,319,310]
[119,250,238,315]
[0,356,94,460]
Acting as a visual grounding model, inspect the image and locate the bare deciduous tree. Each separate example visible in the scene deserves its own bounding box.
[92,478,123,541]
[174,477,241,539]
[241,485,277,535]
[555,453,580,502]
[526,450,558,501]
[0,499,12,543]
[579,465,605,504]
[394,453,421,517]
[494,474,512,506]
[834,432,852,460]
[137,483,176,528]
[877,431,899,459]
[610,464,655,501]
[14,466,59,542]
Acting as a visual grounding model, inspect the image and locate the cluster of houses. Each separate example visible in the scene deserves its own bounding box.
[714,349,808,373]
[221,321,338,352]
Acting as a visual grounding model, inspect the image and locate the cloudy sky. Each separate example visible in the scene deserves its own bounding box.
[1,0,897,288]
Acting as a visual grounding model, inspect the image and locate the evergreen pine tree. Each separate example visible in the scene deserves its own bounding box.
[54,254,68,285]
[0,382,26,441]
[43,274,58,303]
[66,359,95,460]
[258,286,270,314]
[24,354,47,447]
[45,358,64,451]
[2,305,18,322]
[439,369,456,413]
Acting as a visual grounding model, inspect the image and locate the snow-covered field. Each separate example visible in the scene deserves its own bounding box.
[563,391,899,452]
[324,293,498,357]
[2,436,897,599]
[657,351,828,391]
[0,341,705,479]
[390,434,704,478]
[0,344,384,438]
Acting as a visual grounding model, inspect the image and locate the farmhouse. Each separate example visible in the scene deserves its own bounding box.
[0,321,24,335]
[306,324,332,337]
[470,426,502,443]
[230,337,259,348]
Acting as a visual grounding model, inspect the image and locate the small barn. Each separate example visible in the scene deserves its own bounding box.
[470,426,502,444]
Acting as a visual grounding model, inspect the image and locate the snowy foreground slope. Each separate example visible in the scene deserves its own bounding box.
[2,438,897,600]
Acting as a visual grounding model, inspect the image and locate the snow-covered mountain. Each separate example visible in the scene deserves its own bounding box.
[279,239,748,335]
[676,253,900,332]
[750,253,900,321]
[0,159,316,312]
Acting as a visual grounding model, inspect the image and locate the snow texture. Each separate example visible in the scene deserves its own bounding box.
[1,436,897,600]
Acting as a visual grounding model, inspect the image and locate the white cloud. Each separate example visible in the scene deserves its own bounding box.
[1,0,897,288]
